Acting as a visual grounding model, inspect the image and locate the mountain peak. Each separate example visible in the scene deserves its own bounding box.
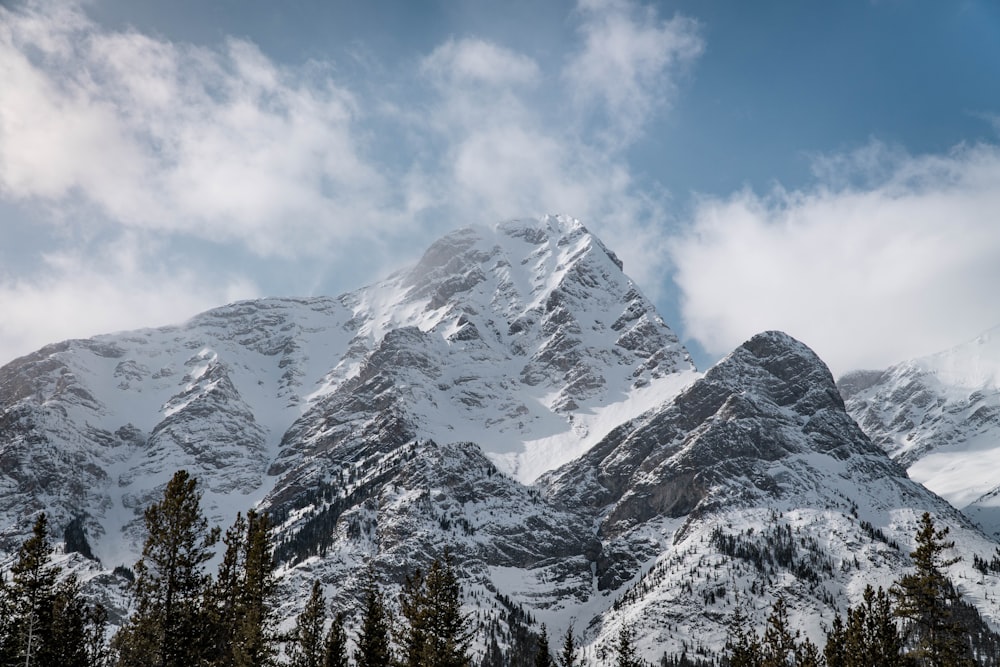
[708,330,844,415]
[543,331,895,540]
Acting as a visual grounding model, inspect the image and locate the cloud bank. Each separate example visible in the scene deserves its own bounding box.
[670,142,1000,374]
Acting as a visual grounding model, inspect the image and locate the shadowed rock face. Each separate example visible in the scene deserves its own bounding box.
[541,331,917,589]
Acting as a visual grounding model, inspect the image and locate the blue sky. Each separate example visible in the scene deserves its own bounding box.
[1,0,999,373]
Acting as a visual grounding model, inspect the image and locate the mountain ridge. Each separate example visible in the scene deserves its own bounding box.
[1,216,998,664]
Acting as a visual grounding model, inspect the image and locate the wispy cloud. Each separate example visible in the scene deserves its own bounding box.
[0,1,395,256]
[564,0,703,146]
[0,234,257,360]
[670,141,1000,374]
[405,13,700,293]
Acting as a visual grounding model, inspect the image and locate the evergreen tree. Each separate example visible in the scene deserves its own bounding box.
[1,512,104,667]
[289,580,328,667]
[893,512,973,667]
[355,568,393,667]
[399,566,428,667]
[845,586,904,667]
[792,638,821,667]
[233,510,278,667]
[113,469,220,667]
[534,624,554,667]
[558,624,577,667]
[208,510,247,665]
[614,623,642,667]
[11,513,58,667]
[398,552,471,667]
[421,553,471,667]
[48,575,90,667]
[323,610,349,667]
[761,597,796,667]
[823,613,846,667]
[726,605,762,667]
[0,574,17,665]
[85,603,111,667]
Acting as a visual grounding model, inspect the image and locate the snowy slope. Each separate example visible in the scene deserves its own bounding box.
[262,330,1000,664]
[841,327,1000,537]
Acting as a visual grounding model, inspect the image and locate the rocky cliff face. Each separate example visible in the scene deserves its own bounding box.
[1,217,999,664]
[530,331,996,659]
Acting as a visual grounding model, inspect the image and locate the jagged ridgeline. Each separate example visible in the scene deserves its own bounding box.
[2,215,1000,664]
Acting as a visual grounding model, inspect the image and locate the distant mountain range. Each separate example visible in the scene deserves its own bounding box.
[2,215,999,663]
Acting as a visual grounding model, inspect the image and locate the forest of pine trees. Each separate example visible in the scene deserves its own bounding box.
[0,469,997,667]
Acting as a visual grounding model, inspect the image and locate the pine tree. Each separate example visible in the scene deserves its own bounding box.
[844,586,904,667]
[613,623,641,667]
[761,597,797,667]
[558,624,577,667]
[399,566,428,667]
[534,624,554,667]
[421,552,471,667]
[85,603,111,667]
[893,512,974,667]
[793,637,821,667]
[208,511,247,665]
[234,510,278,667]
[289,580,328,667]
[0,573,17,665]
[48,575,90,667]
[355,568,393,667]
[323,610,349,667]
[205,513,247,667]
[11,513,58,667]
[397,551,471,667]
[726,605,762,667]
[823,613,846,667]
[0,513,109,666]
[113,469,220,667]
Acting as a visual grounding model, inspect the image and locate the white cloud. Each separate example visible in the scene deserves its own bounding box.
[409,11,702,292]
[564,0,703,146]
[0,1,394,257]
[0,235,258,362]
[421,38,541,89]
[670,142,1000,374]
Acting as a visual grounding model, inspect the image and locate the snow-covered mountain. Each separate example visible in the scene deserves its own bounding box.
[841,327,1000,538]
[2,215,999,663]
[0,215,691,557]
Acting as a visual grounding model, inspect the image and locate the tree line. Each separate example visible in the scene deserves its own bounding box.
[0,470,580,667]
[0,469,996,667]
[723,512,999,667]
